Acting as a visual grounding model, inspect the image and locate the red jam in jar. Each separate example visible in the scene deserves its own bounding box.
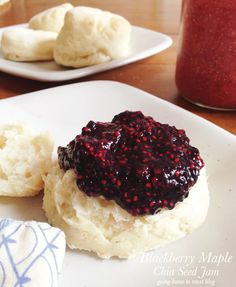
[175,0,236,110]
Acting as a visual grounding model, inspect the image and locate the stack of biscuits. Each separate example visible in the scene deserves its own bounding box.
[1,3,131,68]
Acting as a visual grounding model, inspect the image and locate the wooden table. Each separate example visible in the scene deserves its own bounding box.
[0,0,236,135]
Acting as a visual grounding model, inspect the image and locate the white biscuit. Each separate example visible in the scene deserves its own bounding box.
[29,3,73,33]
[53,6,131,68]
[0,123,53,197]
[1,28,57,62]
[43,164,209,259]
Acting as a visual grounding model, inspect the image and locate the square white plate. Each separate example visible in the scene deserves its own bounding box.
[0,24,172,82]
[0,81,235,287]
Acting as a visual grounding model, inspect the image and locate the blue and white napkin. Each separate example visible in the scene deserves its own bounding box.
[0,218,66,287]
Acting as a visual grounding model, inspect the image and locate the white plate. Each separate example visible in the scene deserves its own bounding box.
[0,81,235,287]
[0,24,172,82]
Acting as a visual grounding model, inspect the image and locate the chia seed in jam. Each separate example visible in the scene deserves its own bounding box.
[58,111,204,216]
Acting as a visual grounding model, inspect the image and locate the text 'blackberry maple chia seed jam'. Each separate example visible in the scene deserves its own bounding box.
[58,111,204,216]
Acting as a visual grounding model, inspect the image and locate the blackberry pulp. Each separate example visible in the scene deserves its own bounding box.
[58,111,204,216]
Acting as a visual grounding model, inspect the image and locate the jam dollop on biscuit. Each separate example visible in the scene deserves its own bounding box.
[58,111,204,216]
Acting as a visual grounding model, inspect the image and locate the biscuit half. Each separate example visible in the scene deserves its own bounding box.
[0,123,53,197]
[43,164,209,259]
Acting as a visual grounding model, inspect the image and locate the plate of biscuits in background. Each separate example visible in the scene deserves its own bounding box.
[0,80,236,286]
[0,3,172,81]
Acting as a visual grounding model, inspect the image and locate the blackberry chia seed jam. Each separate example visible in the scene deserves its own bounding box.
[58,111,204,216]
[176,0,236,110]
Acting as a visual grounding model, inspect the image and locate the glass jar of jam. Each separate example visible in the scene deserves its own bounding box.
[175,0,236,110]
